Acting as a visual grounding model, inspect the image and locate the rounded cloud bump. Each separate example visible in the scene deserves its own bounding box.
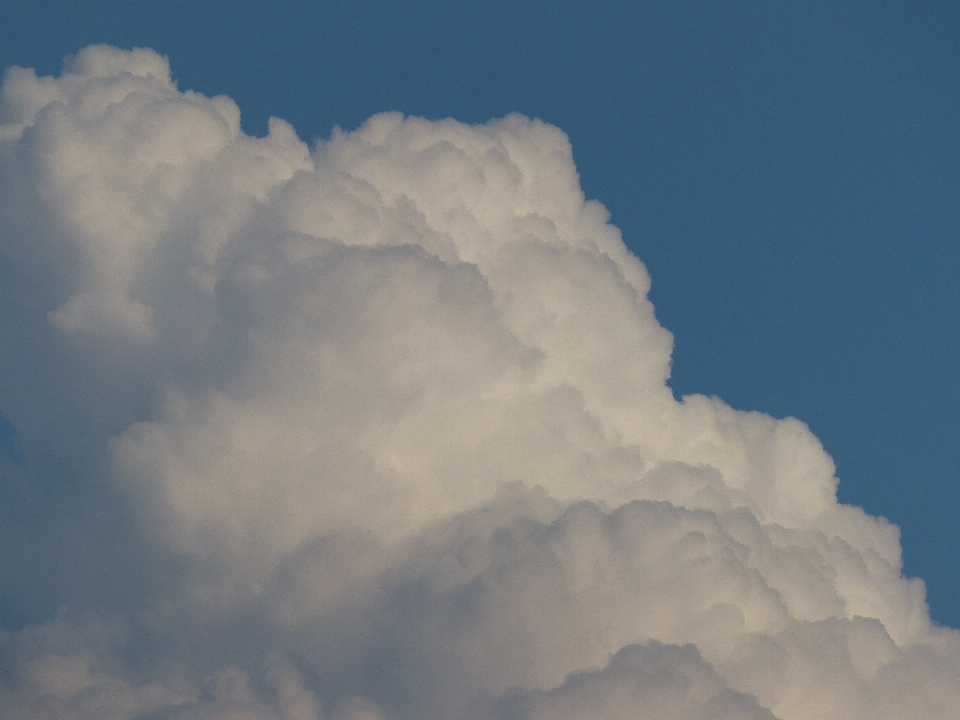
[0,45,957,720]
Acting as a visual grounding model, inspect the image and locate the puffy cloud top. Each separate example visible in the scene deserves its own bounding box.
[0,45,957,720]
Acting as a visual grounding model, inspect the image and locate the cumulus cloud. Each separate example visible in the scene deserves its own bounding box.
[0,45,958,720]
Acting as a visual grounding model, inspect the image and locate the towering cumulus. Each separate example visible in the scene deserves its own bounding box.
[0,45,957,720]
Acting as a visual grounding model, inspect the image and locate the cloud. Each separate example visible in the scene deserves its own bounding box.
[0,44,958,720]
[495,642,778,720]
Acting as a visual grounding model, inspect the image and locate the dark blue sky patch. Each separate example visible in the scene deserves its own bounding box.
[0,412,19,464]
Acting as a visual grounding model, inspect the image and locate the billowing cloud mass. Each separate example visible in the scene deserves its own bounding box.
[0,45,958,720]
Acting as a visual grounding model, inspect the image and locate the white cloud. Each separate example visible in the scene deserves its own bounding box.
[0,45,958,720]
[495,642,778,720]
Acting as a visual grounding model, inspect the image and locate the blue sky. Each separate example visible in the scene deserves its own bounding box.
[1,0,957,639]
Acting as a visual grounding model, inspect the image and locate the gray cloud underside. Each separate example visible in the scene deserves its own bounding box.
[0,46,958,720]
